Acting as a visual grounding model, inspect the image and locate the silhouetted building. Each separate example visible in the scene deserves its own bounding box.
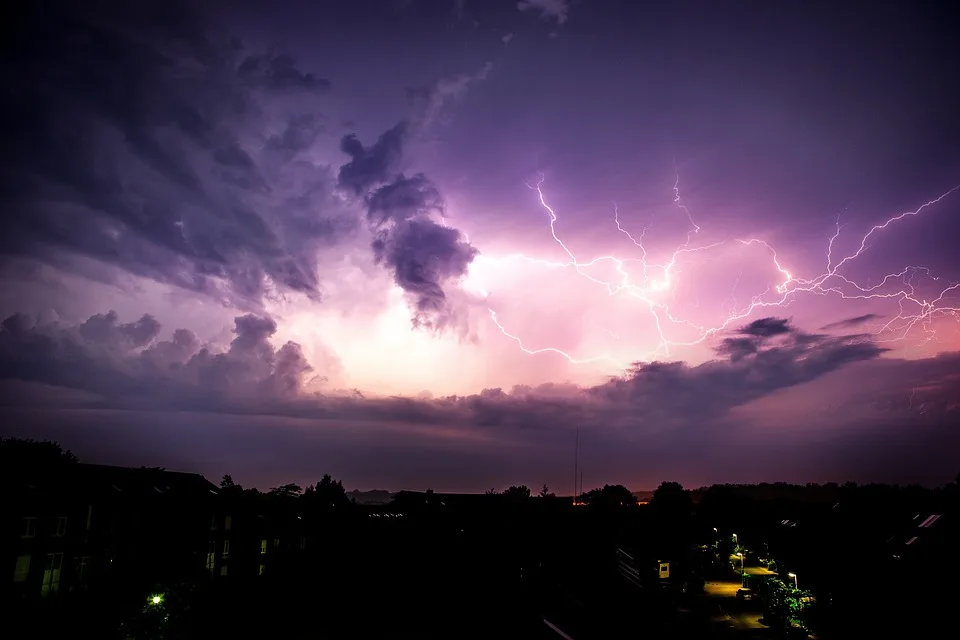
[3,464,217,600]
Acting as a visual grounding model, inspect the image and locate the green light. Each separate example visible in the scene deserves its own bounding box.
[149,594,163,605]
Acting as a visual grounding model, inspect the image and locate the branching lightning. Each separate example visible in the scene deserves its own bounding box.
[476,173,960,365]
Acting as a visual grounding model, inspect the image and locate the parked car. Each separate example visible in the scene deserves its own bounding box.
[736,587,756,601]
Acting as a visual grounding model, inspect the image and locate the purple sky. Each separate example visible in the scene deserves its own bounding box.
[1,0,958,492]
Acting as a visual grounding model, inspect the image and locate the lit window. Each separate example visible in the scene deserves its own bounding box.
[13,555,31,582]
[222,540,230,558]
[54,517,68,537]
[224,515,232,531]
[206,540,216,571]
[258,564,265,576]
[260,539,267,554]
[22,517,36,539]
[41,553,62,596]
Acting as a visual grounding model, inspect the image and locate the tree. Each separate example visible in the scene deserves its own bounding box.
[502,485,531,500]
[0,438,78,481]
[539,484,555,498]
[219,474,244,495]
[0,437,78,466]
[651,481,693,518]
[582,484,636,507]
[268,483,302,499]
[303,474,348,507]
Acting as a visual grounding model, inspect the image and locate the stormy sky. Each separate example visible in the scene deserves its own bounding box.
[1,0,958,492]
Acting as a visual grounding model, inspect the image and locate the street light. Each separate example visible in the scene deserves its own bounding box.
[788,572,798,590]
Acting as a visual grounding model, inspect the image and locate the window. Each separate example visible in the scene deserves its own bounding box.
[54,517,68,537]
[206,541,216,572]
[224,515,232,530]
[41,553,62,596]
[258,564,265,576]
[13,555,31,582]
[260,539,267,554]
[300,535,307,550]
[273,538,280,549]
[22,517,36,539]
[222,540,230,558]
[74,556,90,583]
[210,515,217,530]
[86,504,93,531]
[219,566,228,577]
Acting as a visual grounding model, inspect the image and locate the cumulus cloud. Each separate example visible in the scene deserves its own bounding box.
[0,312,887,427]
[0,309,323,411]
[1,0,355,308]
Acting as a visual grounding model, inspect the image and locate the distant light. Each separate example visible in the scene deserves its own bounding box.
[788,572,796,578]
[149,594,163,605]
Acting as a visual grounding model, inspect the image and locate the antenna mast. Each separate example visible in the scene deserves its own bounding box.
[574,427,579,505]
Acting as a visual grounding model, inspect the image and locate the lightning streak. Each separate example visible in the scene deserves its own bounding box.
[478,175,960,365]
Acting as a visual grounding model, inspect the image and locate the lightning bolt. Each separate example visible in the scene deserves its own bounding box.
[476,174,960,365]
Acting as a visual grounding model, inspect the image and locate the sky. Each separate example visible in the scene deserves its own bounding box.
[1,0,959,492]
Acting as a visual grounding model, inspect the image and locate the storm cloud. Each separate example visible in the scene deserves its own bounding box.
[0,312,887,427]
[337,124,478,329]
[1,0,353,308]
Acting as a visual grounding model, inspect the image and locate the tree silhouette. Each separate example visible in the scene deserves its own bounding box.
[651,481,693,518]
[268,483,302,499]
[538,484,555,498]
[303,474,348,507]
[502,485,531,500]
[582,484,636,507]
[0,437,78,466]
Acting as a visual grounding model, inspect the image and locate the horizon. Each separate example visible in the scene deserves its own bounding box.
[1,0,959,490]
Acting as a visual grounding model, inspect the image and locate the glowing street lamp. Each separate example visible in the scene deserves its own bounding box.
[148,594,163,606]
[788,572,798,590]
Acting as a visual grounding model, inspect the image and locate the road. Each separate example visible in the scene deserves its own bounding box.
[703,567,776,639]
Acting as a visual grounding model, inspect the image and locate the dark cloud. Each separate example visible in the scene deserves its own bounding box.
[739,317,793,338]
[336,119,478,329]
[820,314,882,331]
[336,122,408,196]
[601,320,886,425]
[0,311,886,429]
[1,0,352,307]
[366,174,445,226]
[0,309,320,409]
[371,218,478,328]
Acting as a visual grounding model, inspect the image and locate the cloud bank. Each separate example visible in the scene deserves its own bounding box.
[0,311,891,428]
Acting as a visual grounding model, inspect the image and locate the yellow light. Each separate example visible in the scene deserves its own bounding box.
[150,595,162,605]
